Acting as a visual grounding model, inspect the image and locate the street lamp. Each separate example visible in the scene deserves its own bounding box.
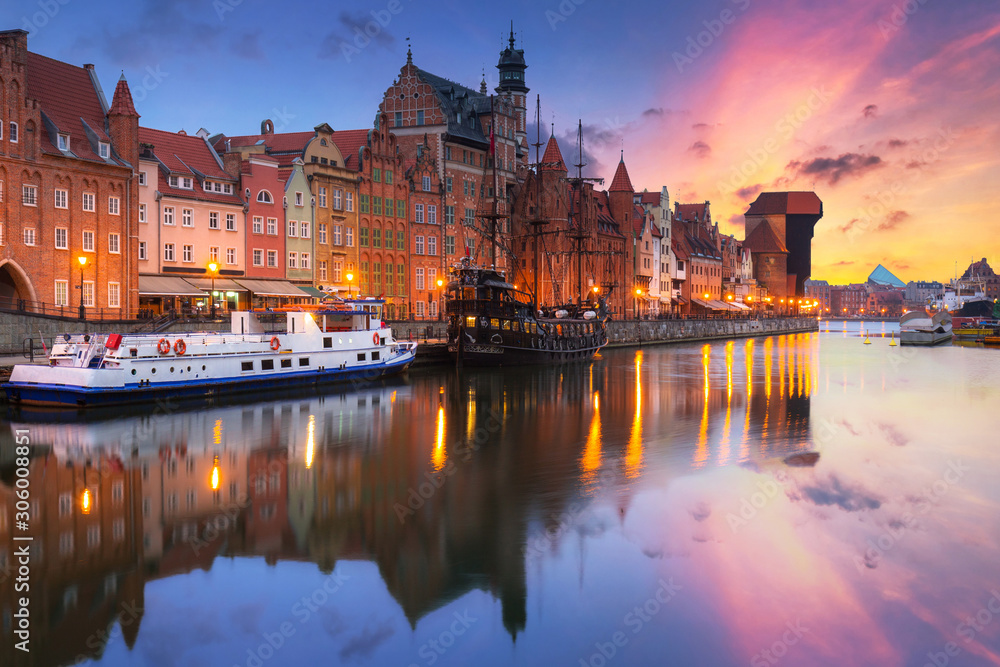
[346,272,354,299]
[77,256,87,320]
[635,288,643,319]
[208,262,218,318]
[436,278,444,321]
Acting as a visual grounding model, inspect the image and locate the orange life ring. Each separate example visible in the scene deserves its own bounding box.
[270,336,280,351]
[157,338,170,354]
[173,339,186,355]
[373,332,380,345]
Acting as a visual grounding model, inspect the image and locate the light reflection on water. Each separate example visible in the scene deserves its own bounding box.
[1,327,999,667]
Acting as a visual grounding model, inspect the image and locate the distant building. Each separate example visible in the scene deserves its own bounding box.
[905,280,943,307]
[743,192,823,298]
[867,263,906,289]
[804,279,831,313]
[831,284,867,316]
[959,257,1000,301]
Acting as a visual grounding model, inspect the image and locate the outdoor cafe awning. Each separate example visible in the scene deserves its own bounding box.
[691,298,712,308]
[187,277,248,293]
[234,279,312,298]
[731,301,751,311]
[138,275,205,297]
[297,285,327,299]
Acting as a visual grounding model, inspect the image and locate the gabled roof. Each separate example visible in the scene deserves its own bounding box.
[960,257,995,279]
[743,220,788,254]
[415,68,490,147]
[746,191,822,216]
[139,126,242,204]
[867,263,906,287]
[675,202,709,223]
[609,158,634,192]
[213,130,315,167]
[539,135,566,172]
[330,129,370,170]
[639,191,660,205]
[25,51,118,164]
[671,236,690,260]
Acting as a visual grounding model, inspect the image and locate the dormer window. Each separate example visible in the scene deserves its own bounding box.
[168,175,193,189]
[257,190,273,204]
[57,134,70,151]
[223,183,232,194]
[99,142,110,159]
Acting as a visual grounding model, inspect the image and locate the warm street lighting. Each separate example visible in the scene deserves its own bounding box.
[436,278,444,321]
[77,256,87,320]
[346,272,354,299]
[81,487,91,514]
[211,455,220,491]
[592,285,600,294]
[208,262,219,318]
[634,288,643,319]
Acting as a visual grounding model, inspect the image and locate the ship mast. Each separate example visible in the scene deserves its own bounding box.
[530,94,548,303]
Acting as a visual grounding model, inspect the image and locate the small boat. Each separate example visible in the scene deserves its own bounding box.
[445,259,609,366]
[899,310,953,346]
[3,302,417,408]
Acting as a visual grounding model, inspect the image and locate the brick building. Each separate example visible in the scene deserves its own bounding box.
[509,136,628,317]
[356,114,409,319]
[743,191,823,298]
[674,202,724,313]
[0,30,138,317]
[378,37,527,281]
[406,136,446,319]
[831,284,867,316]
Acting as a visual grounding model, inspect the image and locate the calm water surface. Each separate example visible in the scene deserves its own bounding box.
[2,323,999,667]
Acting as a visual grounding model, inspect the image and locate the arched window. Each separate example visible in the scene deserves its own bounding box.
[257,190,273,204]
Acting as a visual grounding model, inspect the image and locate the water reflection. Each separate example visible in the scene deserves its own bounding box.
[1,330,997,666]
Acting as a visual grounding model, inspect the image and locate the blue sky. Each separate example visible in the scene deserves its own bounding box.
[5,0,1000,283]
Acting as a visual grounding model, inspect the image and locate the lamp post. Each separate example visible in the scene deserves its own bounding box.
[436,278,444,321]
[346,272,354,300]
[208,262,218,319]
[77,256,87,320]
[634,288,642,319]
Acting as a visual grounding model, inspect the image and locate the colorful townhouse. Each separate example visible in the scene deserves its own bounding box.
[356,115,410,319]
[281,159,315,288]
[0,29,138,317]
[214,122,363,298]
[136,127,245,313]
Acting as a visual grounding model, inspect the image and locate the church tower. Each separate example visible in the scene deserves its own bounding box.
[495,22,528,147]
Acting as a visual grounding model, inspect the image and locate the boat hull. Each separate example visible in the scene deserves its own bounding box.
[899,330,953,346]
[447,341,603,366]
[3,353,414,407]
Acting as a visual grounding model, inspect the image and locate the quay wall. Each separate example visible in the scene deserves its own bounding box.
[604,317,818,347]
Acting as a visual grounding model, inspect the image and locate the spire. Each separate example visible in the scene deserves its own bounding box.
[609,158,634,192]
[406,37,412,65]
[540,135,566,172]
[108,74,139,117]
[480,67,487,94]
[509,20,515,49]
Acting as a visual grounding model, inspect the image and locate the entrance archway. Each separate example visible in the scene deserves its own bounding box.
[0,260,38,310]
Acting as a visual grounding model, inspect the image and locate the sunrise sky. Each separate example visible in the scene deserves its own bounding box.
[9,0,999,284]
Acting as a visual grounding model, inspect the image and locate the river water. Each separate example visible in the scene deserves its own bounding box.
[2,322,999,667]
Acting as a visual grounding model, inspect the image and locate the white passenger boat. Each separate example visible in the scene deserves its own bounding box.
[3,301,417,408]
[899,310,952,346]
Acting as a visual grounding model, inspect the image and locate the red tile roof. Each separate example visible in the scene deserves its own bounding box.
[139,126,242,205]
[675,203,710,223]
[609,158,634,192]
[108,74,138,117]
[672,237,690,260]
[220,131,315,163]
[639,192,660,205]
[26,52,112,163]
[331,129,370,170]
[743,220,789,254]
[746,191,822,216]
[539,136,566,172]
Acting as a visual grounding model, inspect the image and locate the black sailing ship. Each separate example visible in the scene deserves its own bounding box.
[445,258,609,365]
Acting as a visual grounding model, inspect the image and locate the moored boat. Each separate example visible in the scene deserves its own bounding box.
[899,310,952,346]
[445,259,609,366]
[3,301,416,408]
